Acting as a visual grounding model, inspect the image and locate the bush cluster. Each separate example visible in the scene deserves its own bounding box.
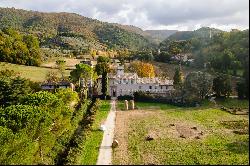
[0,90,87,165]
[134,91,198,107]
[117,95,134,100]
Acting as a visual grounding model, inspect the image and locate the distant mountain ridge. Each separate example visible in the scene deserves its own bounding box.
[0,7,240,53]
[0,7,155,51]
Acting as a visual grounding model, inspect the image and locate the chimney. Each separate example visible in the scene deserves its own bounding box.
[117,65,124,75]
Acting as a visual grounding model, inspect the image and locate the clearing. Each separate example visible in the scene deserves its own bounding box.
[41,58,90,69]
[113,100,249,165]
[0,62,71,82]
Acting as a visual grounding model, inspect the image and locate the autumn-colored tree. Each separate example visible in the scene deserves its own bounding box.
[90,49,97,59]
[128,61,155,78]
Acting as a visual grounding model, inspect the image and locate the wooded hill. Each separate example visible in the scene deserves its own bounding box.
[0,7,156,52]
[145,30,178,44]
[166,27,223,41]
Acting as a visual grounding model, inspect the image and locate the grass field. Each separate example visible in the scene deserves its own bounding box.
[113,100,249,165]
[80,100,111,165]
[0,62,71,82]
[41,58,89,69]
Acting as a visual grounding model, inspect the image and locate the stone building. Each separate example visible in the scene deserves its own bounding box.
[41,81,75,91]
[96,65,174,97]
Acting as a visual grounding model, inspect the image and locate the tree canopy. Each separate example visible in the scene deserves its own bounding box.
[0,69,37,107]
[95,56,110,99]
[183,71,213,102]
[128,61,155,78]
[0,28,41,66]
[173,67,184,89]
[212,74,232,97]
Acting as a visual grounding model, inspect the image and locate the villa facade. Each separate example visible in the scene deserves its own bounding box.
[96,65,174,97]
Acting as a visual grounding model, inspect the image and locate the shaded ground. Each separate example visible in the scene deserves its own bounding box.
[113,101,249,165]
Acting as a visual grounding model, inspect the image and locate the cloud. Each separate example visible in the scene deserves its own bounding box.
[0,0,249,31]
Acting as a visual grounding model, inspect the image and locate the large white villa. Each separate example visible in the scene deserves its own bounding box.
[96,65,174,97]
[40,59,174,98]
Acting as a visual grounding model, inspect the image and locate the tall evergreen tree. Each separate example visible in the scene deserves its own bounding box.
[95,56,110,99]
[173,67,184,89]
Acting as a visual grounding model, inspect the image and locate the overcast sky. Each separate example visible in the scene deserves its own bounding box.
[0,0,249,31]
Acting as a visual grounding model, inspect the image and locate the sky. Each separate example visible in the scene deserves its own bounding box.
[0,0,249,31]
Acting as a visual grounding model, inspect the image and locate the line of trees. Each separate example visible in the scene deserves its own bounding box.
[0,68,105,165]
[173,69,249,102]
[68,56,110,100]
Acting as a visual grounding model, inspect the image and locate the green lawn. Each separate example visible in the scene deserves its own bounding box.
[113,100,249,165]
[0,62,71,82]
[80,100,111,165]
[216,98,249,109]
[117,99,217,111]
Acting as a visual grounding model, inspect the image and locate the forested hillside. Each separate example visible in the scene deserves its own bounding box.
[0,28,41,66]
[192,29,249,73]
[159,27,248,74]
[145,30,178,44]
[0,7,155,53]
[166,27,223,41]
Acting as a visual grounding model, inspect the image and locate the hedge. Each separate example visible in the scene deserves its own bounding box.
[63,99,101,165]
[133,91,198,107]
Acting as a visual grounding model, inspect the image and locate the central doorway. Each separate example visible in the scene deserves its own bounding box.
[112,88,117,97]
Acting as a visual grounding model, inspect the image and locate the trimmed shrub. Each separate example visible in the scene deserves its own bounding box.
[117,95,133,100]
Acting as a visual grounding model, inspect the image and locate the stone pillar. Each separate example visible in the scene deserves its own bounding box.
[70,83,74,91]
[130,100,135,110]
[124,100,128,110]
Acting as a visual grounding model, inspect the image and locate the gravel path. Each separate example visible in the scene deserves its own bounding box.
[96,100,116,165]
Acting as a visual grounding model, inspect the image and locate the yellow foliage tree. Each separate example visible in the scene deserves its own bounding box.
[90,49,97,59]
[129,61,155,78]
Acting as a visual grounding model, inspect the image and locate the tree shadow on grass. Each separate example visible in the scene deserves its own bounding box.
[225,138,249,154]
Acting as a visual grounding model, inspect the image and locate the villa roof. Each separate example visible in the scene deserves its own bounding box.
[98,65,174,85]
[98,73,173,85]
[137,77,173,85]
